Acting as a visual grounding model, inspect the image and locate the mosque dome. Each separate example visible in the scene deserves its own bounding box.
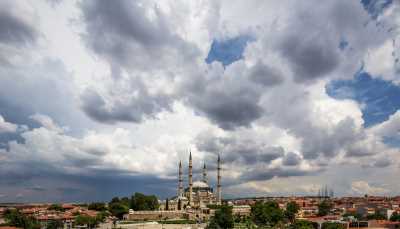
[193,181,209,188]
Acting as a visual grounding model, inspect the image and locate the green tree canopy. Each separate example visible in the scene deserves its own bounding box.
[290,220,317,229]
[130,192,159,211]
[342,212,362,220]
[390,212,400,221]
[366,212,386,220]
[285,201,300,223]
[251,201,284,226]
[46,219,64,229]
[207,205,234,229]
[3,209,41,229]
[108,202,128,219]
[88,202,107,211]
[321,222,346,229]
[74,214,100,228]
[317,200,332,216]
[47,204,64,212]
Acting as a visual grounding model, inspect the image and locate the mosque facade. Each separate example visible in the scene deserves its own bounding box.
[169,152,222,210]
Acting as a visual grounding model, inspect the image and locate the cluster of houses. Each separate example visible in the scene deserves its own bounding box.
[231,195,400,228]
[1,196,400,228]
[0,203,110,229]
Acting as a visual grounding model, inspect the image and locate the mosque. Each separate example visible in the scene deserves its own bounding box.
[169,152,222,210]
[124,152,228,221]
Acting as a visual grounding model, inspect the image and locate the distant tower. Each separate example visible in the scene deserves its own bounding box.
[203,162,208,184]
[217,154,222,205]
[178,160,183,197]
[188,151,193,205]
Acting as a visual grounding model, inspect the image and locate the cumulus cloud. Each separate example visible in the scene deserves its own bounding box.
[0,1,37,45]
[0,115,18,133]
[351,180,389,195]
[30,114,64,133]
[282,152,301,166]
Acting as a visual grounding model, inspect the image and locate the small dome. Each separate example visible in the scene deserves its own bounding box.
[193,181,209,188]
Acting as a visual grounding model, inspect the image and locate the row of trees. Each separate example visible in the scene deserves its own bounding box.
[108,192,159,219]
[3,209,41,229]
[207,200,345,229]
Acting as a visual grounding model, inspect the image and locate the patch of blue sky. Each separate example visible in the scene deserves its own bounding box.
[361,0,393,20]
[383,136,400,148]
[326,71,400,127]
[205,35,254,67]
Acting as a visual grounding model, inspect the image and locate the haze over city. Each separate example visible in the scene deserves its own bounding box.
[0,0,400,204]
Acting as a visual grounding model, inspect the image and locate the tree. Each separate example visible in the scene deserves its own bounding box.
[321,222,346,229]
[120,197,130,207]
[251,201,284,226]
[96,211,109,222]
[166,198,169,210]
[343,212,362,220]
[290,220,316,229]
[3,209,41,229]
[390,212,400,221]
[366,212,386,220]
[46,219,64,229]
[130,192,159,211]
[317,200,332,216]
[47,204,64,212]
[109,202,129,219]
[74,214,104,229]
[207,205,234,229]
[285,201,300,223]
[88,202,107,211]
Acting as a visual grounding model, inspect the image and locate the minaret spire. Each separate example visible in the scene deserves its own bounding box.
[188,150,193,206]
[203,162,208,184]
[178,160,183,197]
[217,154,222,205]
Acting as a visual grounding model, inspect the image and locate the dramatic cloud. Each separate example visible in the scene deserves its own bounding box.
[0,0,399,201]
[0,2,37,45]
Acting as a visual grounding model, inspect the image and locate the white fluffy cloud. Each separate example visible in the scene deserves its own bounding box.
[0,115,18,133]
[351,181,389,195]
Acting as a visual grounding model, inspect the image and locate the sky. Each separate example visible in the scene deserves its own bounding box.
[0,0,399,203]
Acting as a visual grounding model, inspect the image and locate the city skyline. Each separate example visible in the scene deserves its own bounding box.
[0,0,400,202]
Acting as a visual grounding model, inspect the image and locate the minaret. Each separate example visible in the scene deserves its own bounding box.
[217,154,222,205]
[178,160,183,197]
[188,151,193,205]
[203,162,208,184]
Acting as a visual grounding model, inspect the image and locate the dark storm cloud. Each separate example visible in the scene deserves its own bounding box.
[78,0,196,124]
[362,157,391,168]
[27,186,46,192]
[81,86,172,124]
[196,132,284,165]
[193,90,264,130]
[249,62,284,87]
[0,155,177,202]
[373,158,391,168]
[0,9,37,45]
[0,58,87,136]
[282,152,301,166]
[79,0,198,70]
[301,117,363,159]
[280,34,340,83]
[182,63,274,130]
[240,167,315,182]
